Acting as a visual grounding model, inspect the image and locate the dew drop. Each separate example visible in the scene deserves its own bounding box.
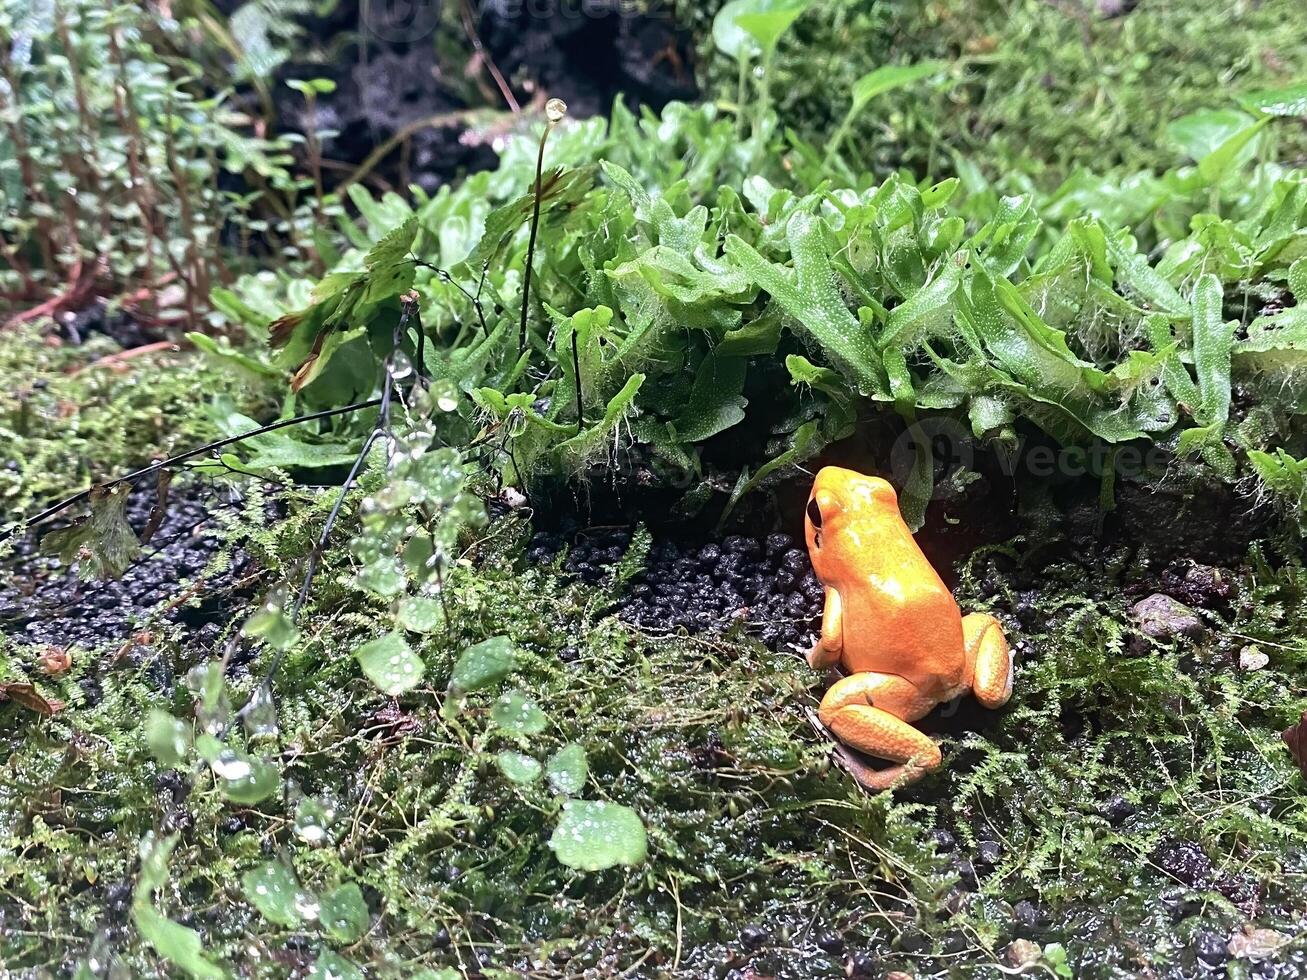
[386,349,413,380]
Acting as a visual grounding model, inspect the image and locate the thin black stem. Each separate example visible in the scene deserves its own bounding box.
[2,399,383,543]
[412,301,428,383]
[571,325,585,432]
[414,259,488,335]
[475,261,490,334]
[249,298,415,701]
[518,121,554,356]
[290,427,383,622]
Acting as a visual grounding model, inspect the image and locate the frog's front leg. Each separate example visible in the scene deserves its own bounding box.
[817,672,941,790]
[807,587,843,669]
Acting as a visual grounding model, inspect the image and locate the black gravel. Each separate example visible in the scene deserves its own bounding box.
[0,479,261,653]
[56,298,160,348]
[527,526,823,652]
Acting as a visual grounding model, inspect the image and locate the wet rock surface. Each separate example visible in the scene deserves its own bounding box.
[0,479,260,653]
[1131,593,1205,644]
[478,0,699,118]
[527,526,823,652]
[256,0,697,196]
[54,299,160,348]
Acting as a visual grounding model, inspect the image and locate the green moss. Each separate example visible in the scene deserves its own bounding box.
[3,494,1306,975]
[684,0,1307,181]
[0,324,274,514]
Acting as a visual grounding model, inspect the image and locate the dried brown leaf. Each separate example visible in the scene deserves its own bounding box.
[0,682,64,716]
[1280,710,1307,777]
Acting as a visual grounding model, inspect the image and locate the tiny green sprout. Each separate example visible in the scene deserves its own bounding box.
[286,78,337,97]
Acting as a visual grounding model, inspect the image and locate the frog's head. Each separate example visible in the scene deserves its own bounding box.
[804,466,900,581]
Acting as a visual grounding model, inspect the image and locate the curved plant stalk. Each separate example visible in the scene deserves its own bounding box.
[518,98,568,357]
[0,399,383,544]
[246,292,423,706]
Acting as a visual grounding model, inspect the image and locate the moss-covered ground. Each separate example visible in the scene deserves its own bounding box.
[2,329,1306,979]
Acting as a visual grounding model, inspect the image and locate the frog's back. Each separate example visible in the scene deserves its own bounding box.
[839,567,967,694]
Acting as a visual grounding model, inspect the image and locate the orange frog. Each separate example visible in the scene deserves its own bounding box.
[805,466,1013,790]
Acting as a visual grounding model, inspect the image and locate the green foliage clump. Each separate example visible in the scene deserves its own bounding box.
[0,325,270,513]
[4,492,1307,976]
[0,0,299,311]
[218,96,1307,527]
[682,0,1307,181]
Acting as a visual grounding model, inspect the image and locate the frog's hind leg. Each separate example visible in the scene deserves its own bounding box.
[962,612,1013,709]
[817,673,941,790]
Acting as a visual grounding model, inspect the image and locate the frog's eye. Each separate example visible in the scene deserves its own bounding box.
[806,498,823,529]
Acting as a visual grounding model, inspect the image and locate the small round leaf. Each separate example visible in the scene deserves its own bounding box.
[550,800,648,871]
[496,751,543,785]
[450,636,516,692]
[490,691,547,735]
[546,743,589,796]
[355,632,424,695]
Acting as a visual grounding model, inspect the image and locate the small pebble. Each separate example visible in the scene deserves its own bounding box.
[1194,929,1228,967]
[1099,795,1137,825]
[1013,899,1044,930]
[816,931,844,954]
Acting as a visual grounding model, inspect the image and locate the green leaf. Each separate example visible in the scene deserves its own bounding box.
[1238,82,1307,118]
[733,0,812,54]
[671,353,748,442]
[216,410,360,472]
[1249,449,1307,511]
[355,632,424,695]
[320,883,369,943]
[133,834,228,980]
[41,484,141,581]
[463,167,595,272]
[1197,117,1269,185]
[722,419,822,521]
[1190,273,1233,427]
[880,254,964,350]
[450,636,517,692]
[364,216,418,270]
[396,596,446,634]
[898,420,937,532]
[241,862,304,927]
[242,593,300,651]
[726,213,886,397]
[219,756,280,805]
[362,258,416,304]
[1168,109,1255,161]
[550,800,648,871]
[1104,233,1189,318]
[496,750,543,785]
[145,710,192,767]
[187,332,282,380]
[1042,942,1075,979]
[287,77,336,96]
[552,373,646,470]
[490,691,548,735]
[546,743,589,796]
[712,0,762,60]
[849,61,946,114]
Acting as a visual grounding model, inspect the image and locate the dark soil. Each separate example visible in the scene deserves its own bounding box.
[530,524,824,653]
[55,298,162,349]
[268,0,698,194]
[0,479,261,662]
[476,0,699,119]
